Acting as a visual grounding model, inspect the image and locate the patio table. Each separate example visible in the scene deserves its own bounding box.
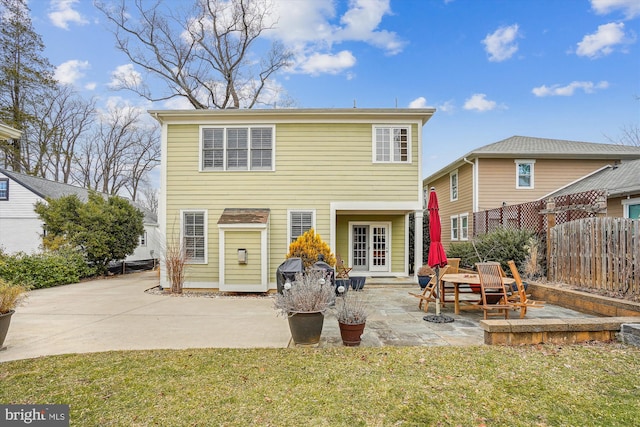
[440,273,515,315]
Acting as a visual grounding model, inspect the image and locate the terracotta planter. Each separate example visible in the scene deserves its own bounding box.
[338,321,366,346]
[0,310,15,350]
[287,311,325,346]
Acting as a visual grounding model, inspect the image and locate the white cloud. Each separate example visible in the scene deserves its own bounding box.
[437,100,455,113]
[84,82,97,91]
[299,51,356,75]
[408,97,427,108]
[576,22,633,58]
[463,94,497,112]
[591,0,640,19]
[54,59,90,85]
[109,64,143,89]
[532,81,609,97]
[482,24,520,62]
[48,0,88,30]
[271,0,404,76]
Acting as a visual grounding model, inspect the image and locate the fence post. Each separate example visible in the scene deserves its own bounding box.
[546,199,556,281]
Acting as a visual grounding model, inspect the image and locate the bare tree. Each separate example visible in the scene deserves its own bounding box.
[76,104,160,198]
[139,183,159,215]
[27,85,96,181]
[95,0,293,109]
[605,95,640,147]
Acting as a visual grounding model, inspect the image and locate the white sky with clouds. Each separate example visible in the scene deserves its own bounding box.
[30,0,640,178]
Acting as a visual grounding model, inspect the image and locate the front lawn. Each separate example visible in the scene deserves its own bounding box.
[1,343,638,426]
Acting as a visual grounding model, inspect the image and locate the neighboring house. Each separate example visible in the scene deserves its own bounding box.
[150,108,436,291]
[423,136,640,249]
[0,168,160,262]
[0,122,21,141]
[545,158,640,219]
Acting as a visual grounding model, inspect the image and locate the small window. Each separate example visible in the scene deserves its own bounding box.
[623,198,640,219]
[183,211,206,263]
[450,170,458,201]
[460,214,469,240]
[0,179,8,200]
[139,232,147,247]
[373,126,410,163]
[289,210,315,243]
[515,160,535,189]
[450,216,459,240]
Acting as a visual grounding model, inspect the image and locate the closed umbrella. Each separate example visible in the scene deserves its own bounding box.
[425,187,454,323]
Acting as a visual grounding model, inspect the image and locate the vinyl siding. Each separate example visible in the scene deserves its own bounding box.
[165,122,421,286]
[477,158,614,210]
[224,230,262,286]
[0,173,45,253]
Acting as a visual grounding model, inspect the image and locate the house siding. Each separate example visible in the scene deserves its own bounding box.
[477,158,613,210]
[224,230,262,285]
[164,120,423,288]
[0,173,44,253]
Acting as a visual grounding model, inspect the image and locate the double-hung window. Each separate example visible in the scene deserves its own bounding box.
[183,210,207,263]
[0,179,8,200]
[450,170,458,201]
[289,210,315,243]
[202,126,273,171]
[450,216,459,240]
[373,126,410,163]
[515,160,535,189]
[450,213,469,241]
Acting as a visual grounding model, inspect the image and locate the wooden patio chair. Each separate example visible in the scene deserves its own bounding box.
[409,265,450,313]
[335,255,352,279]
[475,262,512,319]
[507,260,545,318]
[441,258,478,304]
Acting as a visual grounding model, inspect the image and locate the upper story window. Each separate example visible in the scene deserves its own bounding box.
[373,126,410,163]
[201,126,274,171]
[0,179,8,200]
[139,231,147,247]
[288,210,315,243]
[515,159,535,189]
[450,170,458,201]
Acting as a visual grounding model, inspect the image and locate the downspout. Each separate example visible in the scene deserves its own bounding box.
[463,157,477,212]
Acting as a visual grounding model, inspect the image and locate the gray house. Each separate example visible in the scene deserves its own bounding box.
[0,168,160,262]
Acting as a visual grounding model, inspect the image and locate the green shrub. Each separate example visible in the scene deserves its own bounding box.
[447,228,536,272]
[0,250,95,289]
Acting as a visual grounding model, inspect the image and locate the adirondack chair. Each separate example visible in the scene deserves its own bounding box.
[409,265,450,313]
[507,260,545,318]
[476,262,512,319]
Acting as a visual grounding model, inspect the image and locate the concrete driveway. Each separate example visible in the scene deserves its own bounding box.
[0,271,291,362]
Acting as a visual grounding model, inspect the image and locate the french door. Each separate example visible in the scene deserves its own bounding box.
[351,223,390,272]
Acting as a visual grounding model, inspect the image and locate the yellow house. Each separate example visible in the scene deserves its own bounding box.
[150,108,435,291]
[423,136,640,251]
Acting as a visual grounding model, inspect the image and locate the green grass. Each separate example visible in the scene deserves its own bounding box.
[1,343,639,426]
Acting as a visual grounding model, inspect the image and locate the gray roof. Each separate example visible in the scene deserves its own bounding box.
[0,168,157,224]
[546,159,640,198]
[424,135,640,183]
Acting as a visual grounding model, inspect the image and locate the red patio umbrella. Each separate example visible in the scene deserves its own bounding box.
[425,188,452,321]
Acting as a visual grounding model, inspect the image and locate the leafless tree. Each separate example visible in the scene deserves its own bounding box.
[139,183,159,215]
[605,95,640,147]
[76,104,160,199]
[27,85,96,181]
[95,0,293,109]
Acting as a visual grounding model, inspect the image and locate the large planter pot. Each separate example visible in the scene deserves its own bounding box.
[350,276,366,291]
[287,311,325,346]
[0,310,15,350]
[418,275,433,289]
[338,321,366,346]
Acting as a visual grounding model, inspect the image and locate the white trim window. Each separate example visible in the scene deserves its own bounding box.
[373,126,410,163]
[515,159,535,189]
[201,126,274,171]
[450,170,458,201]
[622,198,640,219]
[0,178,8,200]
[460,213,469,240]
[182,210,207,263]
[450,215,459,241]
[139,231,147,247]
[288,210,315,243]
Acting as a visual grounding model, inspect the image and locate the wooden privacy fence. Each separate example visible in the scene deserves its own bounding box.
[548,217,640,298]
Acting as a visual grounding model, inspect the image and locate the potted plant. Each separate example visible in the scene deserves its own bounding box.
[417,265,435,289]
[274,269,335,346]
[0,279,29,350]
[335,291,368,346]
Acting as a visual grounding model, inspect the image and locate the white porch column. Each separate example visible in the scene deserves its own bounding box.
[414,210,423,282]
